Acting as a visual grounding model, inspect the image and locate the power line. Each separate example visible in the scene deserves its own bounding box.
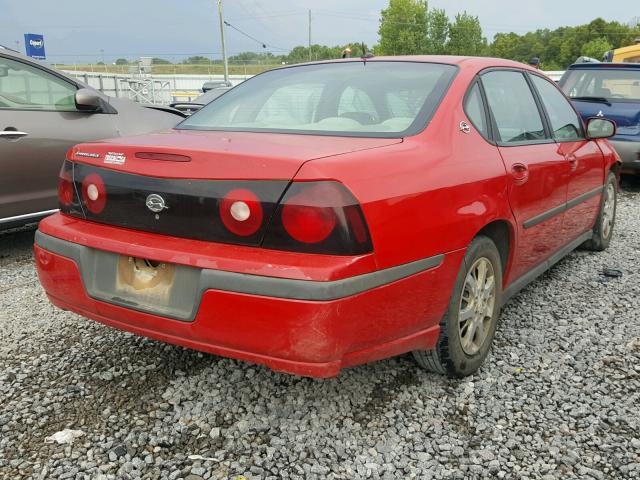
[223,20,288,51]
[226,11,305,22]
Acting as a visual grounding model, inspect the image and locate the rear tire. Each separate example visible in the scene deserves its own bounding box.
[582,172,617,251]
[413,236,502,377]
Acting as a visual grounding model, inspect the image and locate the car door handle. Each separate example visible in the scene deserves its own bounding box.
[566,154,578,171]
[0,130,29,140]
[511,163,529,184]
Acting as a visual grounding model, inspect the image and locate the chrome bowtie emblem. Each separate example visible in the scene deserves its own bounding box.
[145,194,168,213]
[459,121,471,134]
[597,110,604,117]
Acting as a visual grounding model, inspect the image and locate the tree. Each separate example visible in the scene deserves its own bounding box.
[487,18,640,69]
[376,0,428,55]
[183,56,211,65]
[114,58,129,65]
[229,51,280,63]
[281,43,368,64]
[426,8,449,54]
[151,57,172,65]
[447,12,487,56]
[582,37,612,60]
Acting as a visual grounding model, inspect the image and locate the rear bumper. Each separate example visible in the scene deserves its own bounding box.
[35,216,462,377]
[610,139,640,172]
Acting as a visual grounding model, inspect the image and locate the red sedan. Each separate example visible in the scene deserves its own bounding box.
[35,56,619,378]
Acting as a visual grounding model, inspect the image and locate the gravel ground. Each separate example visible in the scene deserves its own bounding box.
[1,181,639,480]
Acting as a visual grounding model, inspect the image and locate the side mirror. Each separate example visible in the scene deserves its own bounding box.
[75,88,102,112]
[586,117,616,139]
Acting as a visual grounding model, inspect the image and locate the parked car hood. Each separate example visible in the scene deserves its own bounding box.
[68,130,402,180]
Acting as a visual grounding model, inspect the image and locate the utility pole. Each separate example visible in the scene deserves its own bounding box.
[308,10,312,62]
[217,0,229,83]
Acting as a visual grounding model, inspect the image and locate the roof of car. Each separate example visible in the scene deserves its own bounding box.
[0,45,54,67]
[300,55,537,71]
[567,62,640,69]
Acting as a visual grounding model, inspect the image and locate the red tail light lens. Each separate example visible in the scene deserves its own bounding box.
[219,188,264,237]
[281,184,338,243]
[81,173,107,214]
[58,168,74,207]
[264,181,373,255]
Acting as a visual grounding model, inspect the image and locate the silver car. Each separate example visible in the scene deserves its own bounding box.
[0,46,184,230]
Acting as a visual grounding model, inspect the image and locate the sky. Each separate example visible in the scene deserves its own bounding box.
[0,0,637,63]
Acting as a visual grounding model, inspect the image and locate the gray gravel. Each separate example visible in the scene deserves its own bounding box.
[1,182,640,480]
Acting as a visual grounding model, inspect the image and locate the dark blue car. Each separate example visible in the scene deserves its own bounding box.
[559,63,640,174]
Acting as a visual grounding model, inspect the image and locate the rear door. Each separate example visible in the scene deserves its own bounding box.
[528,73,605,240]
[480,69,570,281]
[0,54,118,223]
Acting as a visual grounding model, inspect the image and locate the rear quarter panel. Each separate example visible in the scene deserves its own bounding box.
[597,139,623,173]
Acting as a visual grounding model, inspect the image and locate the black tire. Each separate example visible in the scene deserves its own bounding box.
[413,236,503,377]
[582,172,617,251]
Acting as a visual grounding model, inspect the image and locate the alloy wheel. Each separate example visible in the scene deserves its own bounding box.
[458,257,496,355]
[601,183,615,239]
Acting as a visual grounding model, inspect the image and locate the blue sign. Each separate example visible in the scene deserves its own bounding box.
[24,33,46,60]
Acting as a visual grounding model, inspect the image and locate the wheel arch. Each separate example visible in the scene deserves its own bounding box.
[610,161,622,183]
[473,219,515,278]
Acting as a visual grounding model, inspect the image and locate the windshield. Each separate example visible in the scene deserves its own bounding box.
[561,68,640,102]
[177,61,458,137]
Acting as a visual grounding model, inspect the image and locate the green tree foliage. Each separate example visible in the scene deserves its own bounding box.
[282,43,369,63]
[376,0,428,55]
[374,1,638,69]
[582,37,613,60]
[114,58,129,65]
[376,2,486,56]
[224,43,368,66]
[446,12,487,56]
[489,18,640,69]
[151,57,172,65]
[183,56,211,65]
[426,8,449,54]
[229,52,278,63]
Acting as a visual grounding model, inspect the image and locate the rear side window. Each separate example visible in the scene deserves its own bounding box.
[530,74,583,142]
[481,70,547,144]
[464,83,489,139]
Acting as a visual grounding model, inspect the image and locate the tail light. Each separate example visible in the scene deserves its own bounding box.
[81,173,107,214]
[219,188,264,237]
[263,181,373,255]
[58,164,74,208]
[57,159,372,256]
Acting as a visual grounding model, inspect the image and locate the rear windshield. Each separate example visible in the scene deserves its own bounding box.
[561,68,640,102]
[177,61,458,138]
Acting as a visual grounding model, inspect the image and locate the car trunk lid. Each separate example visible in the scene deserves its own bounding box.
[69,129,402,180]
[63,130,400,247]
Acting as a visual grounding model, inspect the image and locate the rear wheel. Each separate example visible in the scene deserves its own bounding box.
[582,172,617,251]
[413,236,502,377]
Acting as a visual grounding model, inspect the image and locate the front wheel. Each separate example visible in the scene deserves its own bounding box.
[582,172,617,251]
[413,236,502,377]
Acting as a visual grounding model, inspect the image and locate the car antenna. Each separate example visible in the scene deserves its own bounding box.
[361,42,374,63]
